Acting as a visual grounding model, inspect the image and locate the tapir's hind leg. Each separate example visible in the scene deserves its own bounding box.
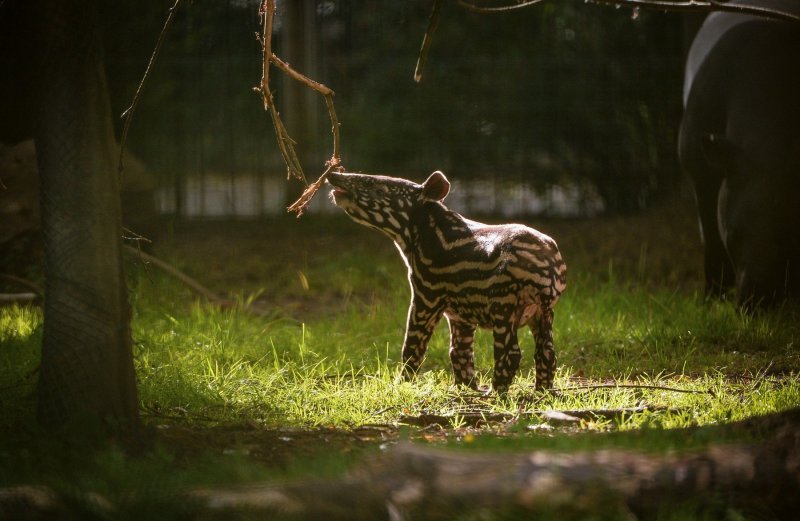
[447,318,477,389]
[529,304,556,391]
[491,325,521,394]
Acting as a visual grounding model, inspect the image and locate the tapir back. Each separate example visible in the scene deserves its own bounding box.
[679,11,800,306]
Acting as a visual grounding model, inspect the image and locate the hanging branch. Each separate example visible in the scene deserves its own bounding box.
[269,52,342,164]
[457,0,800,22]
[255,0,305,185]
[414,0,443,83]
[457,0,548,14]
[254,0,344,217]
[118,0,183,175]
[586,0,800,23]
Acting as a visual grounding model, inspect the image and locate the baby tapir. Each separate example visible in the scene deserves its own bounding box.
[328,171,566,393]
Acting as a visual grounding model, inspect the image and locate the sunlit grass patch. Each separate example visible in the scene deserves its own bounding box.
[1,264,797,436]
[1,213,799,520]
[556,274,799,378]
[125,270,798,435]
[0,305,41,407]
[108,214,798,437]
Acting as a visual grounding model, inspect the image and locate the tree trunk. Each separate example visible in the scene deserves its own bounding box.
[33,0,139,430]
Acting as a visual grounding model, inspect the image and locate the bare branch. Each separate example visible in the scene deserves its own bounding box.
[123,245,234,307]
[559,383,716,396]
[458,0,548,14]
[118,0,182,175]
[398,406,679,427]
[0,293,38,306]
[458,0,800,22]
[123,246,276,317]
[285,157,342,217]
[584,0,800,23]
[0,274,43,297]
[254,0,344,216]
[270,53,334,96]
[256,0,306,184]
[414,0,443,82]
[258,0,275,111]
[324,93,341,161]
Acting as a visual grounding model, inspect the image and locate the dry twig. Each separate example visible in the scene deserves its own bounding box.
[118,0,183,175]
[123,245,234,307]
[414,0,443,82]
[255,0,305,185]
[0,274,43,297]
[285,157,342,216]
[254,0,344,217]
[459,0,800,22]
[586,0,800,23]
[123,246,273,317]
[458,0,548,14]
[0,274,42,306]
[0,293,38,306]
[398,405,677,427]
[559,382,716,397]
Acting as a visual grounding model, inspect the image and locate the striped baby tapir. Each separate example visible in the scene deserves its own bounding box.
[327,171,567,393]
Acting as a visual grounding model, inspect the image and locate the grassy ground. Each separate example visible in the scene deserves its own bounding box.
[1,192,799,518]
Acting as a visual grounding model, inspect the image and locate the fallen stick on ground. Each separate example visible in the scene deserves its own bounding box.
[397,406,680,428]
[0,293,38,306]
[559,383,716,397]
[123,246,273,317]
[0,274,43,297]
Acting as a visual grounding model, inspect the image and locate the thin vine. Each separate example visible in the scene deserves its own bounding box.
[118,0,183,176]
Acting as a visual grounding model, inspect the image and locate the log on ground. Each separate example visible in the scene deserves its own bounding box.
[188,407,800,520]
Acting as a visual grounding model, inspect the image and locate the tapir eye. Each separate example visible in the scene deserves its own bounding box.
[375,186,389,196]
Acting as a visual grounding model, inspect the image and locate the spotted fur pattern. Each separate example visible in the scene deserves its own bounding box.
[328,171,567,392]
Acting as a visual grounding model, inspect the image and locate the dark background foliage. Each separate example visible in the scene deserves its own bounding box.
[81,1,686,214]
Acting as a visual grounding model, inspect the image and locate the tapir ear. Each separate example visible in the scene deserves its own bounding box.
[702,134,737,172]
[422,171,450,201]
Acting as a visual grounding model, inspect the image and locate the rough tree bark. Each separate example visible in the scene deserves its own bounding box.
[33,0,139,429]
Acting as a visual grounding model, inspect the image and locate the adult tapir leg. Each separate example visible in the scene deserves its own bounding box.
[681,14,800,307]
[678,124,735,299]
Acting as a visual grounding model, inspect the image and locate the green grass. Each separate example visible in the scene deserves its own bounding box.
[128,269,800,431]
[2,231,796,434]
[1,206,799,518]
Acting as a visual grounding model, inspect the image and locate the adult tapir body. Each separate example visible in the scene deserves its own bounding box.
[679,8,800,308]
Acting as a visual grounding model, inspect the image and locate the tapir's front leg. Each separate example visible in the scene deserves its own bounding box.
[401,297,442,379]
